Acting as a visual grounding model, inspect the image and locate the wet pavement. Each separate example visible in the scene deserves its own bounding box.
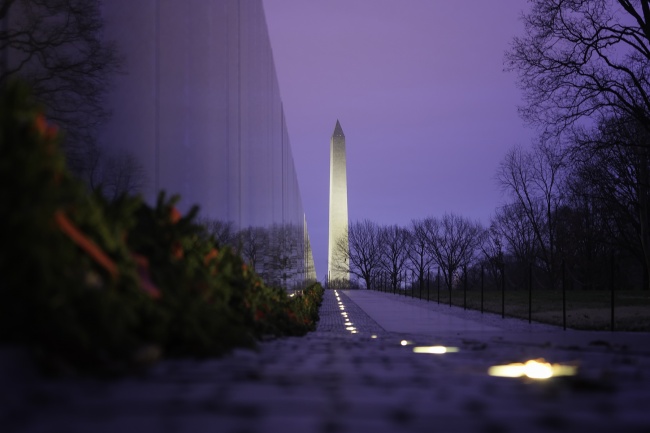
[1,289,649,432]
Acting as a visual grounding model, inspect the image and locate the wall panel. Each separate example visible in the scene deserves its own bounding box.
[101,0,316,284]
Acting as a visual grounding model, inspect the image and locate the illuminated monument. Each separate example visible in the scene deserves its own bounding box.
[328,120,349,283]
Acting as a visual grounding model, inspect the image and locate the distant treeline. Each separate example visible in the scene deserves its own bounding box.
[332,118,649,292]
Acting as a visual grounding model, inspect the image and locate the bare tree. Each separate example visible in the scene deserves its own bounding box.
[423,214,485,291]
[238,226,269,273]
[1,0,121,175]
[379,224,410,292]
[98,151,146,200]
[82,141,145,200]
[506,0,650,135]
[407,219,436,290]
[201,219,237,249]
[480,223,506,289]
[570,116,650,287]
[491,202,538,266]
[496,141,566,284]
[336,220,382,289]
[265,224,303,289]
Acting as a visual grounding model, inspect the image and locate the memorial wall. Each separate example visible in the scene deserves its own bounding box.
[100,0,316,286]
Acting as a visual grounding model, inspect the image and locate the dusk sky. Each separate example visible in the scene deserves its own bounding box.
[262,1,536,279]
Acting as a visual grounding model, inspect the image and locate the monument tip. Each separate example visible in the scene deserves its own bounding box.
[333,120,345,138]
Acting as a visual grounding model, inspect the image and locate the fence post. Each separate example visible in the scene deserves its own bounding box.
[404,271,407,297]
[610,250,615,332]
[427,268,430,302]
[449,270,452,308]
[407,270,410,297]
[528,263,533,323]
[463,265,467,310]
[397,272,400,296]
[437,268,441,304]
[501,263,505,319]
[562,260,566,331]
[411,270,415,298]
[419,270,423,300]
[412,271,415,298]
[481,265,485,314]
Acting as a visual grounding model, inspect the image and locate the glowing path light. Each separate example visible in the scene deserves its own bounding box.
[413,346,459,354]
[335,298,356,334]
[333,293,357,334]
[400,340,414,346]
[488,359,578,380]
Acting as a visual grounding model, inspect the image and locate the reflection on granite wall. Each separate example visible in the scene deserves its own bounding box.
[100,0,316,285]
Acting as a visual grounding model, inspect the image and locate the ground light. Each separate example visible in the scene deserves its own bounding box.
[488,359,578,380]
[413,346,459,354]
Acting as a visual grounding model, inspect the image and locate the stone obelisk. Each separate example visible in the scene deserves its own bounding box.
[328,120,349,284]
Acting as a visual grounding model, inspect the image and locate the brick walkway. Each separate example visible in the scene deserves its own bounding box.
[2,289,649,432]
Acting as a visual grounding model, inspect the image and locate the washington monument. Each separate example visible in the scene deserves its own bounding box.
[328,120,349,283]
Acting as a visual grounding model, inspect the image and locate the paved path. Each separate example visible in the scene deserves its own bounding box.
[345,290,507,333]
[2,289,649,432]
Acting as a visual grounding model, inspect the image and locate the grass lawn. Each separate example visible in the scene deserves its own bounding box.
[387,286,650,332]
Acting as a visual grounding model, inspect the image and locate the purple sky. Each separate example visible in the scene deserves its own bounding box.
[262,1,536,280]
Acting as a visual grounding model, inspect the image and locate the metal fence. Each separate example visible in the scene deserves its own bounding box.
[366,262,650,332]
